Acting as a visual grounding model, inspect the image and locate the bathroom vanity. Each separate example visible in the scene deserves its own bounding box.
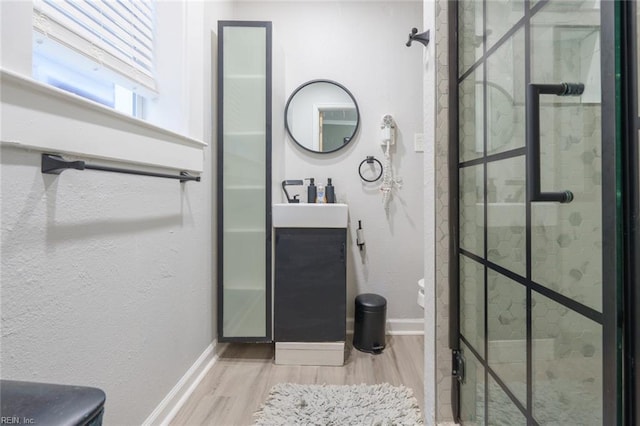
[272,203,348,366]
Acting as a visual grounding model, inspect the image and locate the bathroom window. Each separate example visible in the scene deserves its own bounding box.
[31,0,156,117]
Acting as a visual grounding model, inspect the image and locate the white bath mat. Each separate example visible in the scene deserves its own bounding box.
[253,382,424,425]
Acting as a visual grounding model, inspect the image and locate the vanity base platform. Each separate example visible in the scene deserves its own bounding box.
[275,341,345,366]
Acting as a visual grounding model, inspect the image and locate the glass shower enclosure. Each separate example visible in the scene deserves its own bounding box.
[450,0,626,424]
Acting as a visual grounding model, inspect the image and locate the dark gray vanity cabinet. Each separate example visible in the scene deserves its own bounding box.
[274,228,346,342]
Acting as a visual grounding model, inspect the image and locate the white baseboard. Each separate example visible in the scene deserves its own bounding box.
[346,318,424,335]
[143,339,225,426]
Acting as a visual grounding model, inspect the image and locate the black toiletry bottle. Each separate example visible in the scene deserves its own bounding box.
[307,178,317,203]
[326,178,335,203]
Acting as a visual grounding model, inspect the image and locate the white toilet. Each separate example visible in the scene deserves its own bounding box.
[417,278,425,308]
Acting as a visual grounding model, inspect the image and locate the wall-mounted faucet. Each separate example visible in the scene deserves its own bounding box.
[282,180,303,203]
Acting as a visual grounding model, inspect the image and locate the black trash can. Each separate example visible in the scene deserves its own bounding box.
[0,380,106,425]
[353,293,387,354]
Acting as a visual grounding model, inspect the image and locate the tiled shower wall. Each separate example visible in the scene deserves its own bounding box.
[434,0,452,422]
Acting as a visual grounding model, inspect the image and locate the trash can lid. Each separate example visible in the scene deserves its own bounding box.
[356,293,387,309]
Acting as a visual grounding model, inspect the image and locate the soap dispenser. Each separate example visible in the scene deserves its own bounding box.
[316,183,326,203]
[306,178,317,203]
[326,178,335,203]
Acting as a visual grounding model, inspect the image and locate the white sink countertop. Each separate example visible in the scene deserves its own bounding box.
[273,203,348,228]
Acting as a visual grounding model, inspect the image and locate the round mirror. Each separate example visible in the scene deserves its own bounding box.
[285,80,360,153]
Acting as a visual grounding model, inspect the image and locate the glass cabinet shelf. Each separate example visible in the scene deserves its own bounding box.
[223,131,265,136]
[224,228,265,234]
[224,184,265,190]
[225,74,266,80]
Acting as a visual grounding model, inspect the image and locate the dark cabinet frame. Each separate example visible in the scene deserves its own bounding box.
[216,21,272,342]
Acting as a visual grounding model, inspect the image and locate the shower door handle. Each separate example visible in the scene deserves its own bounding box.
[526,82,583,203]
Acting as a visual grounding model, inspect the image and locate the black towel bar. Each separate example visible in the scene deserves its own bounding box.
[41,154,201,183]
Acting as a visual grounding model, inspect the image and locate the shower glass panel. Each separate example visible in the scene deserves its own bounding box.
[460,165,484,257]
[453,0,622,423]
[530,4,602,312]
[487,270,526,406]
[485,29,525,156]
[486,0,523,50]
[532,292,602,425]
[458,0,484,77]
[487,376,526,426]
[460,255,485,358]
[486,157,526,276]
[459,69,484,162]
[459,341,485,426]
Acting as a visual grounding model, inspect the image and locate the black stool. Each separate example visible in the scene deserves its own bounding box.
[0,380,106,425]
[353,293,387,354]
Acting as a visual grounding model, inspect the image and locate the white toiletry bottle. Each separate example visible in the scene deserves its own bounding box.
[316,183,326,203]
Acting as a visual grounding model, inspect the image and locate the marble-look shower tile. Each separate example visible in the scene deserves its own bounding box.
[435,0,453,422]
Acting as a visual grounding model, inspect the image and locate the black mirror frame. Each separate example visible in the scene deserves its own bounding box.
[284,79,360,154]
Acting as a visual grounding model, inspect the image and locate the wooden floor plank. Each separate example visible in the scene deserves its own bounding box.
[170,335,424,426]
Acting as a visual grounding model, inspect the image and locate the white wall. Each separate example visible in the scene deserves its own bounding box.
[1,1,426,423]
[233,0,425,320]
[0,2,232,424]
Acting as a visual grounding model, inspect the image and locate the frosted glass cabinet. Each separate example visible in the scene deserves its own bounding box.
[217,21,272,342]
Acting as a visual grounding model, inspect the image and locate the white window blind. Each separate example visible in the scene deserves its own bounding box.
[33,0,156,92]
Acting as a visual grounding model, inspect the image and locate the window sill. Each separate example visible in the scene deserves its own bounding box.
[0,69,207,172]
